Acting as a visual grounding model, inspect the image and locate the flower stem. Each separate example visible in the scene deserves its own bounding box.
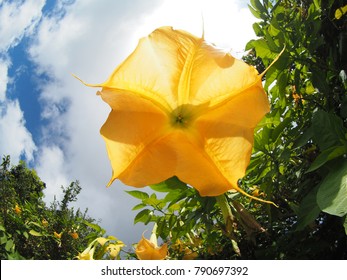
[216,194,241,256]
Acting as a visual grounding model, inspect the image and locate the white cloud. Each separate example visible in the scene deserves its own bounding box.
[132,0,256,57]
[27,0,257,246]
[0,0,46,164]
[0,58,10,102]
[0,0,46,52]
[35,145,69,203]
[0,100,36,162]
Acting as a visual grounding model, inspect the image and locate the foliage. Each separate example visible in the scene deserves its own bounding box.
[0,156,105,259]
[127,0,347,260]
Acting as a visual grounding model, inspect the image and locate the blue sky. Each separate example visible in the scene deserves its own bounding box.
[0,0,256,249]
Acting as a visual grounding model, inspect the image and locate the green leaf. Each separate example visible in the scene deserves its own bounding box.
[248,4,261,19]
[343,215,347,235]
[265,32,280,52]
[0,236,8,245]
[311,110,346,150]
[164,190,186,205]
[5,240,14,251]
[251,38,277,61]
[143,196,166,210]
[29,229,43,237]
[296,186,321,231]
[317,160,347,217]
[132,203,147,211]
[313,0,321,10]
[252,23,263,36]
[268,24,280,37]
[125,190,149,200]
[307,145,347,172]
[250,0,268,15]
[272,117,292,144]
[134,209,151,224]
[28,221,43,228]
[311,68,329,93]
[84,221,103,233]
[150,176,187,192]
[168,203,181,212]
[293,126,314,149]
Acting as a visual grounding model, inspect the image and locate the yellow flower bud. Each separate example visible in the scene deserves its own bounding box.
[14,204,22,215]
[54,231,62,239]
[69,232,79,239]
[42,219,48,227]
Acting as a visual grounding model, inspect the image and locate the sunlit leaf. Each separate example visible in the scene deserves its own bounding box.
[29,230,42,237]
[125,190,149,200]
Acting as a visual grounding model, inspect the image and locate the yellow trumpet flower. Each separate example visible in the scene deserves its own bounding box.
[77,26,281,203]
[135,224,167,260]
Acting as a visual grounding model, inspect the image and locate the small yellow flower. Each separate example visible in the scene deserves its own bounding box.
[136,236,168,260]
[335,4,347,19]
[172,239,198,259]
[250,186,264,197]
[135,224,167,260]
[182,248,198,260]
[106,242,125,259]
[69,232,79,239]
[54,231,62,239]
[251,189,261,197]
[77,247,95,260]
[14,204,22,215]
[42,219,48,227]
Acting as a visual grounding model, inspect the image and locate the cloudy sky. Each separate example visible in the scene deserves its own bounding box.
[0,0,257,249]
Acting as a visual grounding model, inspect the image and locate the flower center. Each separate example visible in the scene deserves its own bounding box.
[170,105,193,128]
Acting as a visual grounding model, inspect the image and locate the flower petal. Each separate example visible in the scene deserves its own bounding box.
[99,90,169,186]
[190,85,270,195]
[188,45,263,108]
[98,26,203,112]
[117,132,176,187]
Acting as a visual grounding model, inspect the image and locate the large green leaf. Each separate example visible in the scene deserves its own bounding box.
[317,160,347,217]
[296,186,321,231]
[307,145,347,172]
[311,110,346,150]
